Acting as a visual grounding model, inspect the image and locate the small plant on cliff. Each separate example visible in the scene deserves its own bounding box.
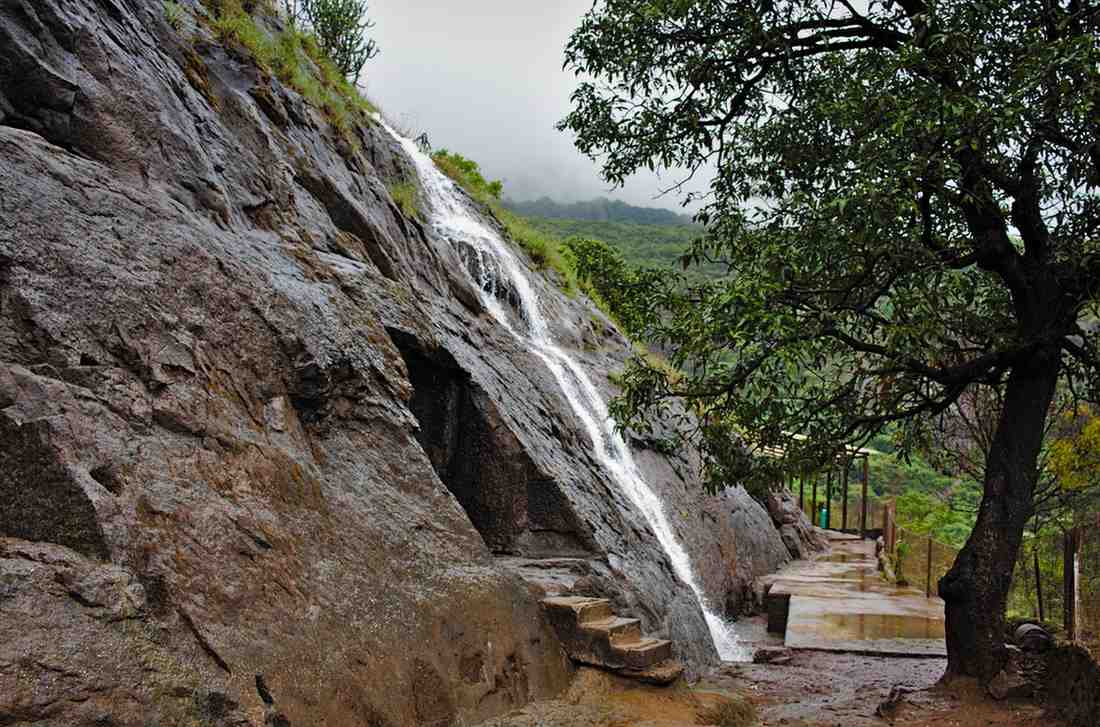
[164,0,185,30]
[205,0,375,140]
[431,150,502,203]
[386,180,421,221]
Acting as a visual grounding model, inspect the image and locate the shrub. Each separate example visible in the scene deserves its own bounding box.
[386,180,420,221]
[164,0,185,30]
[204,1,374,140]
[292,0,378,80]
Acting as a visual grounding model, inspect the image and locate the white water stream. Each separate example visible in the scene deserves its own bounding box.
[379,119,748,662]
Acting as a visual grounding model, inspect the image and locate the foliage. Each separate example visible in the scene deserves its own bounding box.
[164,0,185,30]
[895,487,979,549]
[564,237,674,335]
[521,216,725,280]
[431,150,503,202]
[562,2,1100,675]
[504,196,692,226]
[206,1,374,139]
[1049,407,1100,492]
[559,0,1100,481]
[431,150,577,288]
[291,0,379,80]
[386,180,421,221]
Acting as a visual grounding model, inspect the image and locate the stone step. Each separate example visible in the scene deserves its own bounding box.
[541,596,613,625]
[613,638,673,670]
[580,616,642,646]
[540,596,682,684]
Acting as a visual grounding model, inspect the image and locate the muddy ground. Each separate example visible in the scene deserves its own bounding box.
[703,650,1055,727]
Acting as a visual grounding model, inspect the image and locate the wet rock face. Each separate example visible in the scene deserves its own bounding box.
[719,487,792,613]
[0,0,790,721]
[391,330,589,556]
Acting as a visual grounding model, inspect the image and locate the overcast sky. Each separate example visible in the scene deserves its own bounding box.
[363,1,698,211]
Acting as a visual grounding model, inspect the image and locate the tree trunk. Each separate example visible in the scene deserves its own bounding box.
[938,350,1060,682]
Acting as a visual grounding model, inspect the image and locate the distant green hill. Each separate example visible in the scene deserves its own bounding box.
[516,216,730,280]
[504,197,693,227]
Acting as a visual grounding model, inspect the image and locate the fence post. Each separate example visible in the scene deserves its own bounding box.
[926,538,933,598]
[884,500,896,555]
[800,470,809,516]
[799,470,805,514]
[1065,528,1080,641]
[1034,548,1044,623]
[812,476,818,528]
[860,454,869,538]
[883,503,891,552]
[841,457,850,532]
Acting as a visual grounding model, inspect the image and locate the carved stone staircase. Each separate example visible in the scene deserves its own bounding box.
[541,596,683,684]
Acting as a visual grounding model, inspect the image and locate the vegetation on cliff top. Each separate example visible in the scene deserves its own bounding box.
[282,0,379,79]
[179,0,375,141]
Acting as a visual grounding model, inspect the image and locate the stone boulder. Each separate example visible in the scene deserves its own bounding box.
[1014,623,1053,653]
[1043,644,1100,726]
[718,486,792,613]
[765,490,829,559]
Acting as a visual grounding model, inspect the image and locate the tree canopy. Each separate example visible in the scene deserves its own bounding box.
[560,0,1100,680]
[562,0,1100,473]
[285,0,378,79]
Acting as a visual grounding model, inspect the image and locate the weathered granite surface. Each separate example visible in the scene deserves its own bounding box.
[0,0,793,723]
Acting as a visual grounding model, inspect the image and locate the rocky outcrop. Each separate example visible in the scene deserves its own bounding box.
[1043,644,1100,726]
[765,489,829,560]
[0,0,793,723]
[717,486,791,613]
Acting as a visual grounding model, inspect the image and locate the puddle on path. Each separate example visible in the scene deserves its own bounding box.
[804,613,946,641]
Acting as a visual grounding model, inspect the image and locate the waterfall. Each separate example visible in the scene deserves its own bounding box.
[379,118,748,662]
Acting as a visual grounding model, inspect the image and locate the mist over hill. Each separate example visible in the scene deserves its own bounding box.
[505,196,694,226]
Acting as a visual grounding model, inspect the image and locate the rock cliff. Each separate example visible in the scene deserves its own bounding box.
[0,1,813,724]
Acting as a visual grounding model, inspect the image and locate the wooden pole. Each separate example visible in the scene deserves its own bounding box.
[926,538,933,598]
[812,474,818,527]
[799,470,805,514]
[1065,528,1080,641]
[1034,548,1044,623]
[825,469,833,530]
[887,501,896,554]
[861,454,869,537]
[841,457,850,532]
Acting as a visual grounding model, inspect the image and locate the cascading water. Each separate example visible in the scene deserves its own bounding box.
[379,118,748,662]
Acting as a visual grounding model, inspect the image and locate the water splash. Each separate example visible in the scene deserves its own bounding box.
[377,117,749,662]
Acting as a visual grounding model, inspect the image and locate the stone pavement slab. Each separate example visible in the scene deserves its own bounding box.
[766,534,947,657]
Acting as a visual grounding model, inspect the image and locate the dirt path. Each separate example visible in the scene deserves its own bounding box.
[698,650,1056,726]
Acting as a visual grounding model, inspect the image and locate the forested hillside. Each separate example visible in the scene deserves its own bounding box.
[504,196,692,226]
[522,216,729,278]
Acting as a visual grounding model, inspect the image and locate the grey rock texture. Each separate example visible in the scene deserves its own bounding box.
[0,0,791,723]
[765,489,830,560]
[718,487,792,613]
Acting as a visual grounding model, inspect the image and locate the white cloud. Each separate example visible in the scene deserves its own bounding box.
[362,0,702,212]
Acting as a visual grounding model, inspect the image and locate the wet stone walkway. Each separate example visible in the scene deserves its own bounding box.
[762,531,947,657]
